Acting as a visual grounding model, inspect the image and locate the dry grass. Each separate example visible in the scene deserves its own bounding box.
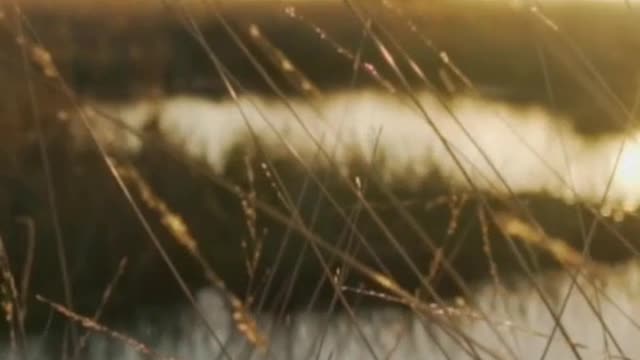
[1,0,640,359]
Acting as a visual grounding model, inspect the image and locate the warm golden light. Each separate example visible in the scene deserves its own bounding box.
[617,141,640,198]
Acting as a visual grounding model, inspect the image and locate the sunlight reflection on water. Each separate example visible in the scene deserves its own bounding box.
[82,90,640,212]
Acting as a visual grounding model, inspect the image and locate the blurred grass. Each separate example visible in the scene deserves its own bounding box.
[0,1,639,356]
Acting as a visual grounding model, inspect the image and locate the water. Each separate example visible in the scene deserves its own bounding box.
[82,91,640,211]
[8,261,640,359]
